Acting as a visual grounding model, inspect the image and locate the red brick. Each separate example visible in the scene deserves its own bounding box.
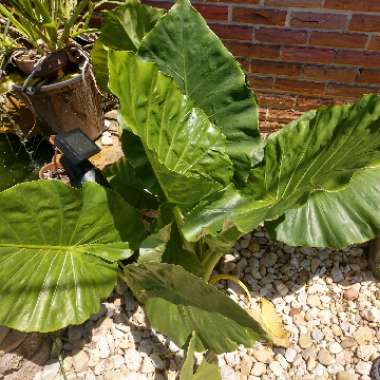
[142,0,172,9]
[248,74,274,90]
[282,46,336,64]
[209,23,253,41]
[295,96,335,111]
[237,57,251,72]
[251,59,303,76]
[207,0,259,3]
[274,78,325,95]
[326,83,378,97]
[324,0,380,13]
[350,14,380,33]
[303,64,357,82]
[193,4,228,21]
[369,36,380,51]
[227,42,280,59]
[265,0,322,7]
[232,8,287,26]
[259,108,302,125]
[290,11,348,30]
[258,93,297,109]
[356,69,380,85]
[335,50,380,68]
[255,27,308,45]
[309,31,368,49]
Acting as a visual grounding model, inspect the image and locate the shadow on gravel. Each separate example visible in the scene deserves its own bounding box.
[0,288,184,380]
[218,227,374,302]
[0,328,51,380]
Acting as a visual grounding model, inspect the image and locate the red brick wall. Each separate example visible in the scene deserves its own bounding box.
[141,0,380,130]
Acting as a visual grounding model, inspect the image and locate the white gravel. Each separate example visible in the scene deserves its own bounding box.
[34,228,380,380]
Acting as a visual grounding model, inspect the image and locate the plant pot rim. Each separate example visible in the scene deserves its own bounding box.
[11,48,70,78]
[12,66,90,93]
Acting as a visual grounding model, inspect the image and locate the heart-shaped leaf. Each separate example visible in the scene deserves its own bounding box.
[0,181,141,332]
[139,0,261,181]
[108,52,233,208]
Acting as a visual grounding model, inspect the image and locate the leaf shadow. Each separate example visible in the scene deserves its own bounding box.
[216,228,373,303]
[57,290,183,379]
[0,286,185,379]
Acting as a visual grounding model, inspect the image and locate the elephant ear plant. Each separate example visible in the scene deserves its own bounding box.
[2,0,380,375]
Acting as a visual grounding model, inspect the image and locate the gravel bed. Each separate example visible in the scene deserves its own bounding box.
[34,229,380,380]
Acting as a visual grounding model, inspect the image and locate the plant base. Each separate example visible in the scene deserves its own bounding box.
[368,237,380,279]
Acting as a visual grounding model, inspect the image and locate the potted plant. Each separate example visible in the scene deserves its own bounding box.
[3,0,380,376]
[0,0,106,140]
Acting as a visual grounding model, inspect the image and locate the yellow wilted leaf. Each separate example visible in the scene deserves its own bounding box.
[249,298,290,348]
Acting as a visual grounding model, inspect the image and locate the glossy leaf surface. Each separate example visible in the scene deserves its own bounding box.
[101,0,165,51]
[267,168,380,248]
[139,0,261,181]
[183,96,380,243]
[108,51,233,208]
[0,181,136,332]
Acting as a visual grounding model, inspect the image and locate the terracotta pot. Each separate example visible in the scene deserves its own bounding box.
[11,50,69,78]
[12,66,105,140]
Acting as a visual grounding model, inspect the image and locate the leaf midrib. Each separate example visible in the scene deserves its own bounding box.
[0,243,92,251]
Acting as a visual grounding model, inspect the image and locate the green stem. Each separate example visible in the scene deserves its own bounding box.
[201,249,224,282]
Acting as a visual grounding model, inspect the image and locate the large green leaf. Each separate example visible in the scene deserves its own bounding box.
[100,0,166,51]
[0,181,137,332]
[108,51,233,208]
[180,331,221,380]
[183,95,380,242]
[122,263,267,353]
[267,168,380,248]
[139,0,261,182]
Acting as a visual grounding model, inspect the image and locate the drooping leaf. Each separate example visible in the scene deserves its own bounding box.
[91,40,109,93]
[192,358,221,380]
[100,0,166,51]
[122,263,267,353]
[183,95,380,242]
[180,331,221,380]
[249,298,290,348]
[139,0,261,182]
[108,51,233,208]
[0,181,136,332]
[267,168,380,248]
